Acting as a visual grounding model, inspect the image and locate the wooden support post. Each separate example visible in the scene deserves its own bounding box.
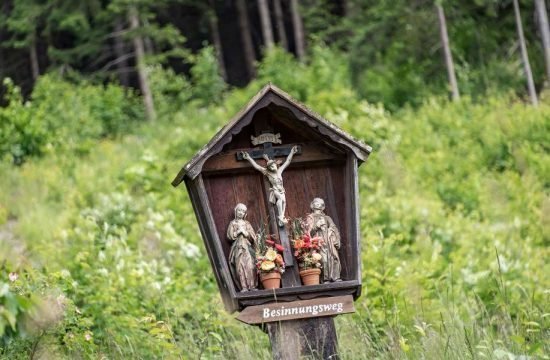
[267,317,339,360]
[238,297,353,359]
[277,226,301,287]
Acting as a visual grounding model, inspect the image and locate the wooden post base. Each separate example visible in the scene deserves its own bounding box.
[266,317,339,360]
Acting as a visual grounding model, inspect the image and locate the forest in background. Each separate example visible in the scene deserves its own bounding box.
[0,0,549,359]
[1,0,550,109]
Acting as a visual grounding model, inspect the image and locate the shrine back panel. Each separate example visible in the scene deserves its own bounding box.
[202,160,353,285]
[204,172,270,259]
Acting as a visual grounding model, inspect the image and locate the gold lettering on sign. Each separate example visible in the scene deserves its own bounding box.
[251,133,282,146]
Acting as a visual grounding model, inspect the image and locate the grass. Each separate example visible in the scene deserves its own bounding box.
[0,79,548,358]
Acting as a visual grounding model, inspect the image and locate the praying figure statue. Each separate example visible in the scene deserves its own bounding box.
[305,198,342,282]
[227,203,258,292]
[242,145,299,226]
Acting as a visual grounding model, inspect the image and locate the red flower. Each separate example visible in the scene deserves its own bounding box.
[275,244,284,252]
[265,239,275,246]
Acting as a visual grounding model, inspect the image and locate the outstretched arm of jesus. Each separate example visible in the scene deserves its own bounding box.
[279,145,299,172]
[242,152,265,173]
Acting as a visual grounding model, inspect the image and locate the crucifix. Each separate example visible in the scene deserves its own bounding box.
[236,131,302,272]
[241,146,299,227]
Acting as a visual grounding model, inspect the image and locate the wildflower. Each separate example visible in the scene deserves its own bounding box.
[85,332,93,341]
[8,272,18,282]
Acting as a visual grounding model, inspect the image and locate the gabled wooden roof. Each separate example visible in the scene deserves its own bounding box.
[172,83,372,186]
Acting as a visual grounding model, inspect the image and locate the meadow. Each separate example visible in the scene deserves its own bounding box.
[0,47,549,358]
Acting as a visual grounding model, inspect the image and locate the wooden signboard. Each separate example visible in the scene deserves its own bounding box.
[172,84,372,359]
[237,295,355,324]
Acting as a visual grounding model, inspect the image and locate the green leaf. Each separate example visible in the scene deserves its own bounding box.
[209,331,223,343]
[0,308,17,331]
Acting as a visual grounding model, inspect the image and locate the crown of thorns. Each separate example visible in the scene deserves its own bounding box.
[263,154,277,166]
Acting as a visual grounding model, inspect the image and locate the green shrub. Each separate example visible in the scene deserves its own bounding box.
[256,43,352,105]
[0,78,48,164]
[30,74,143,144]
[0,75,144,164]
[0,282,34,343]
[149,65,193,117]
[190,46,227,106]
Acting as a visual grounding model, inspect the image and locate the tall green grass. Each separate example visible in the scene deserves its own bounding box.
[0,47,548,358]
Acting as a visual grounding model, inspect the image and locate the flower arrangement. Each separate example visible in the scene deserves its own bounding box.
[256,230,285,274]
[290,218,323,270]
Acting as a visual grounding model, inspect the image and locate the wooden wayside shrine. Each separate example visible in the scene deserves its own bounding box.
[172,84,372,359]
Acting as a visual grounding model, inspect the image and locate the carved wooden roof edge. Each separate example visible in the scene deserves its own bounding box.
[172,84,273,186]
[172,83,373,187]
[268,84,373,158]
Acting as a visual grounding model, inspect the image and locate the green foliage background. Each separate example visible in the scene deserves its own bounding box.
[0,46,549,358]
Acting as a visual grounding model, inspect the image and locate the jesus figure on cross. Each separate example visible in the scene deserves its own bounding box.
[242,145,299,227]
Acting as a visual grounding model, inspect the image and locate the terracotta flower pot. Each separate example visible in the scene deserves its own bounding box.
[260,271,281,289]
[299,268,321,285]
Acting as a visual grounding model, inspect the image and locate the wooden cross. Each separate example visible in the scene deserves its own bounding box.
[235,137,302,162]
[236,132,301,273]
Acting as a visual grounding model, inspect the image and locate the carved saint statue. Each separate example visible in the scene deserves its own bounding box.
[227,203,257,292]
[242,145,299,226]
[305,198,342,282]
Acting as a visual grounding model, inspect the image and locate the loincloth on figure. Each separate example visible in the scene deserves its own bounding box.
[269,187,285,204]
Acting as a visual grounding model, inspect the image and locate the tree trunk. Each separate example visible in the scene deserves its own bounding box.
[342,0,349,17]
[235,0,256,78]
[114,19,130,87]
[267,317,339,360]
[513,0,538,106]
[142,18,155,55]
[29,38,40,82]
[273,0,288,50]
[535,0,550,83]
[258,0,274,50]
[436,4,459,101]
[207,1,227,81]
[290,0,305,61]
[129,6,156,121]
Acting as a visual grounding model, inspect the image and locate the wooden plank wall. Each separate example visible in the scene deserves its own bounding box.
[203,162,352,284]
[204,172,269,259]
